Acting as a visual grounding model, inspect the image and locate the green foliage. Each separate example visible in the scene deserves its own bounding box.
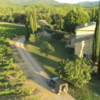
[19,75,26,81]
[44,27,54,33]
[46,25,54,30]
[40,41,54,57]
[29,34,36,43]
[92,3,100,62]
[0,87,35,95]
[64,8,90,33]
[0,24,25,39]
[56,18,64,29]
[33,6,37,34]
[25,18,30,41]
[56,58,92,86]
[52,32,64,40]
[37,27,43,33]
[92,5,95,21]
[30,15,34,34]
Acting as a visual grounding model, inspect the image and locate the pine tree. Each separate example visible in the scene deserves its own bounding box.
[92,2,100,62]
[92,5,95,21]
[30,15,34,34]
[25,18,30,41]
[33,6,37,34]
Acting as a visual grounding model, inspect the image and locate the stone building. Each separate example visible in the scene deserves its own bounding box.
[66,21,96,60]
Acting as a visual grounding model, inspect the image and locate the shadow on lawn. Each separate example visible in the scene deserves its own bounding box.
[30,36,69,60]
[30,51,58,77]
[89,76,100,96]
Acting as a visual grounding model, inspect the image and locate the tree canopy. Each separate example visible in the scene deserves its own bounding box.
[64,8,90,33]
[56,58,92,86]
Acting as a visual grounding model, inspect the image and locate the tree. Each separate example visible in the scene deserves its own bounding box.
[98,1,100,78]
[92,5,95,21]
[25,18,30,41]
[60,17,63,29]
[56,58,92,86]
[30,15,34,34]
[29,34,36,43]
[64,8,90,33]
[33,6,37,34]
[98,52,100,78]
[92,2,100,62]
[40,41,54,58]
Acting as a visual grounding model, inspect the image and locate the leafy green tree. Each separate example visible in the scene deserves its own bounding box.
[40,41,54,58]
[56,58,92,86]
[92,3,100,62]
[64,8,90,33]
[25,18,30,41]
[30,15,34,34]
[92,5,95,21]
[29,34,36,43]
[33,6,37,34]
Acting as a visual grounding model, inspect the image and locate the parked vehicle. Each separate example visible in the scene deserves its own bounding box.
[47,77,68,95]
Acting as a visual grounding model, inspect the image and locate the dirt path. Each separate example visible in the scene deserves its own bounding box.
[10,36,75,100]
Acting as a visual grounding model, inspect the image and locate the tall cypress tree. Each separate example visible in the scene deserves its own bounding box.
[30,15,34,34]
[92,2,100,62]
[25,18,29,41]
[33,6,37,34]
[92,5,95,21]
[98,1,100,78]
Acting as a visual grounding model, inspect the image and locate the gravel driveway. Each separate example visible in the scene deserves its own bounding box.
[15,37,75,100]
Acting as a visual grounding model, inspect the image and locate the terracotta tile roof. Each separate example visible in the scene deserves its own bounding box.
[75,35,94,43]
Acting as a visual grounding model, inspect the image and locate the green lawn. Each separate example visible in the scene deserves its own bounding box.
[25,36,100,100]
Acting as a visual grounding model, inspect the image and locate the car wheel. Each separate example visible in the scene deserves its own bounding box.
[55,88,60,95]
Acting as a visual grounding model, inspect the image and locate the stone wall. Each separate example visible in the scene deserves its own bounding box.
[76,30,95,39]
[75,38,93,59]
[66,38,75,48]
[76,25,96,39]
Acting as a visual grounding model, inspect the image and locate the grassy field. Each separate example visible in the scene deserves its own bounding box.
[25,36,100,100]
[0,23,38,100]
[0,23,25,39]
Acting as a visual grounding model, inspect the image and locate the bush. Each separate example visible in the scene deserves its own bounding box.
[37,27,43,33]
[29,34,36,43]
[44,27,54,33]
[56,58,92,86]
[52,32,64,40]
[40,41,54,58]
[46,25,54,30]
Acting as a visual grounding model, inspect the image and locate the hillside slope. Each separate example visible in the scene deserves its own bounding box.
[0,0,20,6]
[10,0,60,5]
[76,1,99,6]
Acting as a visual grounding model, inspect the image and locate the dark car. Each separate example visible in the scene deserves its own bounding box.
[47,77,68,95]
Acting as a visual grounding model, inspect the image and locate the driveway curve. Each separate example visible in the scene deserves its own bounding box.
[16,37,75,100]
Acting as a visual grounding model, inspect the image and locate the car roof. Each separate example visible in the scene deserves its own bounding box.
[52,77,68,86]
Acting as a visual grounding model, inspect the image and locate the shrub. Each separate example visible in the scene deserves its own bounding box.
[40,41,54,58]
[29,34,36,43]
[44,27,54,33]
[46,25,54,30]
[37,27,43,33]
[56,58,92,86]
[52,32,64,40]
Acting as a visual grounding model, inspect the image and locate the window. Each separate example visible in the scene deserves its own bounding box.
[82,54,88,58]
